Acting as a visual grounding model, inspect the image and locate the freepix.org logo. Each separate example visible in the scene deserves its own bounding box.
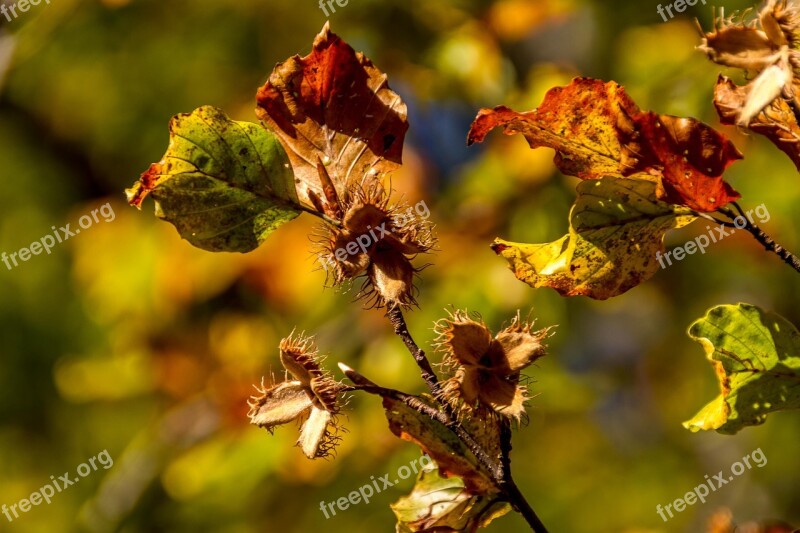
[2,450,114,524]
[1,203,116,272]
[656,203,770,269]
[316,200,431,273]
[0,0,50,24]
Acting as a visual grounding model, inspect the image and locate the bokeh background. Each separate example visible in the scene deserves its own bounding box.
[0,0,798,531]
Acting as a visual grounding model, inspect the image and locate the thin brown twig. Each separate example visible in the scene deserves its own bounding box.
[497,419,549,533]
[386,303,440,395]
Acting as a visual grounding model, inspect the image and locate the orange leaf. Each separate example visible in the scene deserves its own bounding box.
[468,77,742,212]
[468,78,644,179]
[635,112,742,212]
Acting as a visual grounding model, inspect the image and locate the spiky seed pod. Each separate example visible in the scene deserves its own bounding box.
[364,247,418,308]
[249,333,344,459]
[248,380,313,431]
[435,311,551,421]
[762,0,800,48]
[315,181,435,308]
[279,333,322,384]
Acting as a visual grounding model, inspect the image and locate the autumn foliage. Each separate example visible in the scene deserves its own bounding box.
[127,4,800,531]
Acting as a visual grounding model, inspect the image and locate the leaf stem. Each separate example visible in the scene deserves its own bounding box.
[717,203,800,274]
[298,204,343,227]
[692,211,737,229]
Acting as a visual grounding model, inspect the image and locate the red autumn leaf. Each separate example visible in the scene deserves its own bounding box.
[467,77,742,212]
[255,22,408,216]
[636,113,742,212]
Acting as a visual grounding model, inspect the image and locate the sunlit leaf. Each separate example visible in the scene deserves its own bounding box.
[468,77,742,212]
[127,106,300,253]
[684,303,800,434]
[392,464,510,533]
[255,22,408,213]
[492,177,696,299]
[468,78,643,179]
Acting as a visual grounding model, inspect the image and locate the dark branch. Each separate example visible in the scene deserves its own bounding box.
[717,204,800,274]
[386,303,440,395]
[497,418,549,533]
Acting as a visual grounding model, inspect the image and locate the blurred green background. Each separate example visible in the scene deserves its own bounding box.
[0,0,798,531]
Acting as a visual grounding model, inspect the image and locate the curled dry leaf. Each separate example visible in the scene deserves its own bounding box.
[257,23,433,308]
[255,21,409,215]
[468,78,644,180]
[636,113,742,210]
[468,77,742,212]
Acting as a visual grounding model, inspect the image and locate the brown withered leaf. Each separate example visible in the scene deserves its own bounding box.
[468,77,742,212]
[255,22,408,213]
[715,74,800,171]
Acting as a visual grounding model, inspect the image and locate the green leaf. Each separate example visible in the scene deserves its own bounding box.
[684,303,800,434]
[382,397,496,494]
[392,464,511,533]
[492,177,696,300]
[127,106,300,253]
